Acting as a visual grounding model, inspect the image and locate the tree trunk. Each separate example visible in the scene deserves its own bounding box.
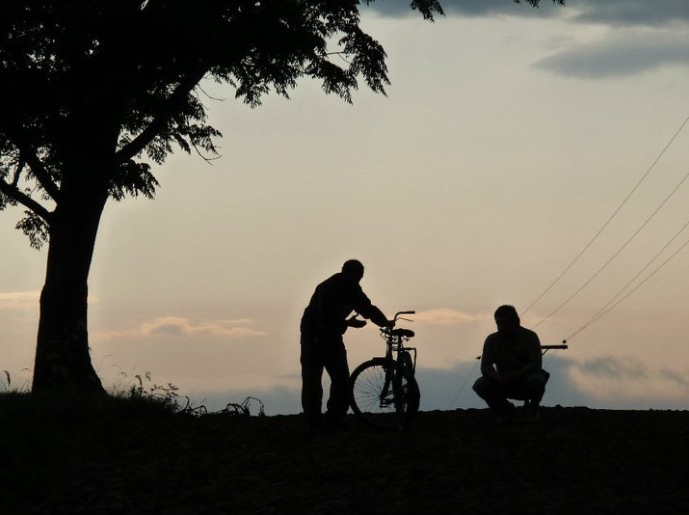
[32,184,108,394]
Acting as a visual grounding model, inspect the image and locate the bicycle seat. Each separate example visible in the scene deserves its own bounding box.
[390,328,415,338]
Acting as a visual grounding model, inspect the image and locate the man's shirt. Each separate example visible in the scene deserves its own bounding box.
[480,326,542,377]
[300,273,383,336]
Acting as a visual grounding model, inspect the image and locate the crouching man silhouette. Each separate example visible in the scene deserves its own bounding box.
[473,305,549,422]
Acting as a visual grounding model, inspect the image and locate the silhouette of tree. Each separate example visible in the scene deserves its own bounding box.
[0,0,561,394]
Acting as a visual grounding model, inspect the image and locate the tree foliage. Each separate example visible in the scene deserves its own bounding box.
[0,0,447,248]
[0,1,563,247]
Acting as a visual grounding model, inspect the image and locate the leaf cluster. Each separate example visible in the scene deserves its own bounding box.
[0,1,445,247]
[0,1,568,251]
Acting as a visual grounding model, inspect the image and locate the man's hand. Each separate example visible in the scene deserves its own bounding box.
[485,368,514,384]
[347,316,367,329]
[486,369,501,382]
[498,371,519,384]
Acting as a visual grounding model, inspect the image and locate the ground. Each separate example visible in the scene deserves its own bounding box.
[3,398,688,514]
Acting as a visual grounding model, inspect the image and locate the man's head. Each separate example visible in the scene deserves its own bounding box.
[494,304,520,335]
[342,259,365,283]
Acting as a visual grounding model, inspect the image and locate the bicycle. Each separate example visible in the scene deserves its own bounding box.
[350,311,420,431]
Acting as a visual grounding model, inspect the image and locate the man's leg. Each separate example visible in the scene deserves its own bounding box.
[506,370,549,405]
[300,333,325,429]
[323,338,351,429]
[473,375,513,413]
[505,370,549,420]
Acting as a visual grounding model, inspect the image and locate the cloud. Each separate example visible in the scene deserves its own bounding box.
[366,0,689,27]
[366,0,566,19]
[413,308,489,325]
[576,355,649,380]
[93,316,267,342]
[568,355,689,406]
[104,354,688,415]
[140,317,266,338]
[0,291,40,310]
[365,0,689,79]
[570,0,689,28]
[535,30,689,78]
[658,368,689,388]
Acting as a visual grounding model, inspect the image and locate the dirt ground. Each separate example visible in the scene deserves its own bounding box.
[13,406,689,514]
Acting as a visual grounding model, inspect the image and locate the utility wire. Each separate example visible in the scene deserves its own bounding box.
[447,358,479,410]
[533,168,689,328]
[522,113,689,318]
[565,224,689,341]
[572,211,689,336]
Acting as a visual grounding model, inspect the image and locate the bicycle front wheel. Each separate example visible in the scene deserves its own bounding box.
[396,352,420,428]
[350,358,420,431]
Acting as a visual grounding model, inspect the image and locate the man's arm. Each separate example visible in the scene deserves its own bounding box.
[346,315,368,329]
[480,335,500,380]
[352,285,392,327]
[359,304,391,328]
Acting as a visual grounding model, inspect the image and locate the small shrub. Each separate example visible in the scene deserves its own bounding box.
[110,370,181,411]
[1,369,33,393]
[179,396,266,417]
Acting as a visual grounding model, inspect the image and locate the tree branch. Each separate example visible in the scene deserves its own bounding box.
[21,146,60,202]
[0,178,52,222]
[115,67,208,164]
[11,159,26,188]
[4,122,61,202]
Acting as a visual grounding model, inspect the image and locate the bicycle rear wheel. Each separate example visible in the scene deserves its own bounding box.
[350,358,420,431]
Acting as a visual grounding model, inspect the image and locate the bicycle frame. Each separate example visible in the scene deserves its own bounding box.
[350,310,420,430]
[378,312,417,406]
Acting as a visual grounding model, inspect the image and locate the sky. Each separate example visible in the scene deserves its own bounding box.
[2,0,689,414]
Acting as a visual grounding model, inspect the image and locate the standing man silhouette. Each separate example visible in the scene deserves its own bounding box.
[300,259,392,433]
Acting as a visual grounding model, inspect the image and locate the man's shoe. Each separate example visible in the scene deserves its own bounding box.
[523,401,541,423]
[495,402,516,424]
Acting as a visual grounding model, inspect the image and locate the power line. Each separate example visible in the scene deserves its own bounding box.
[574,211,689,335]
[522,113,689,318]
[533,168,689,328]
[447,358,479,410]
[565,221,689,341]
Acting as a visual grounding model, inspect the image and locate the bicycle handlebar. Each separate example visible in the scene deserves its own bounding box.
[383,311,416,341]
